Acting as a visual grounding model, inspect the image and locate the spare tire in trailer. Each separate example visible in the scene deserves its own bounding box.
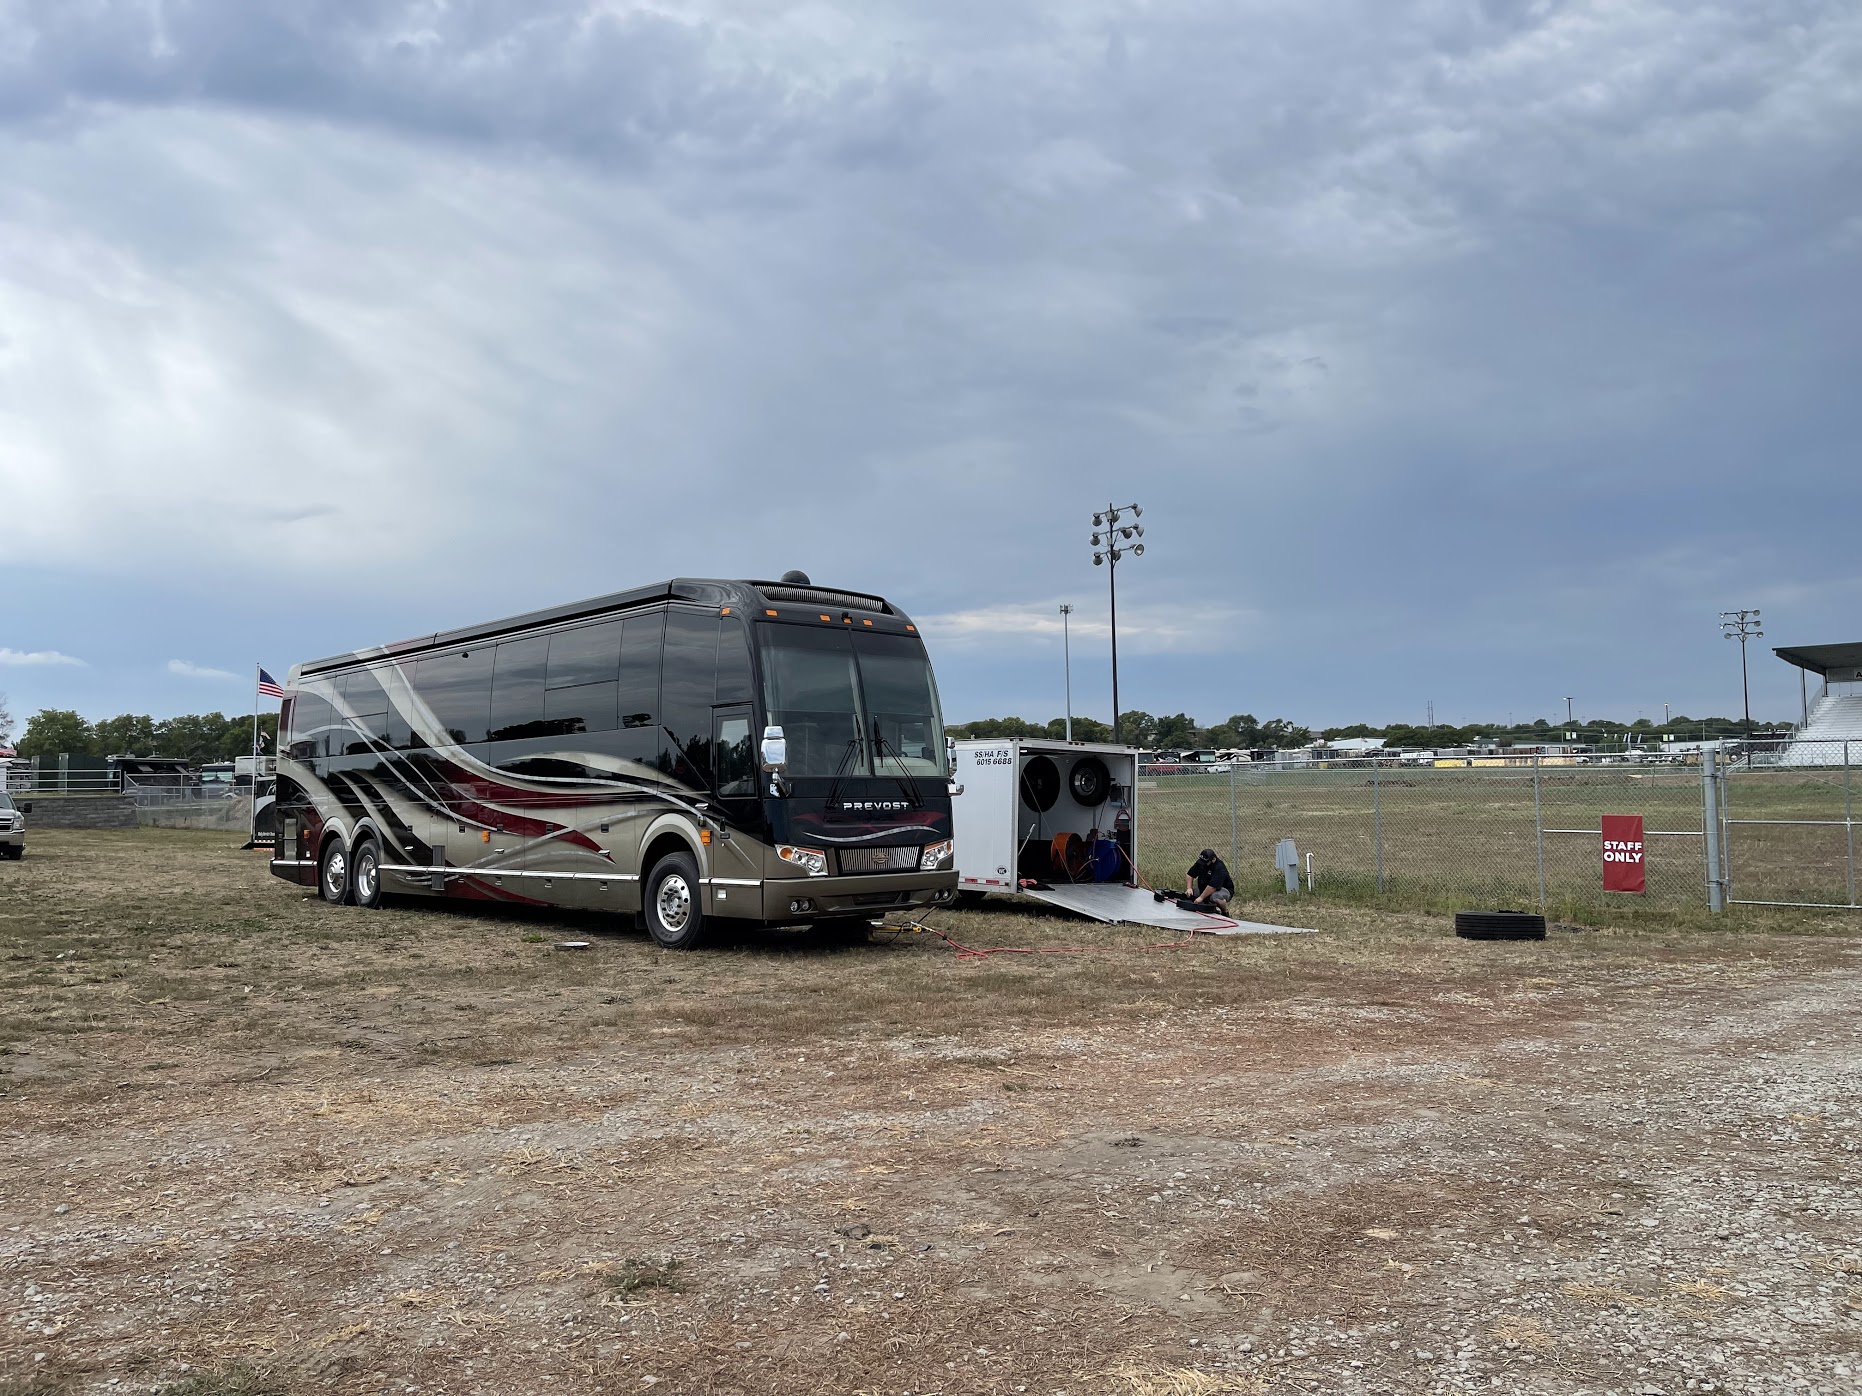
[1454,910,1547,941]
[1019,755,1061,813]
[1068,756,1111,807]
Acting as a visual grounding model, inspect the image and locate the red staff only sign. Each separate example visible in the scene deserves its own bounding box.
[1602,814,1646,894]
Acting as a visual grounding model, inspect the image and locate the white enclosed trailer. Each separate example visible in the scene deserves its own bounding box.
[950,738,1250,932]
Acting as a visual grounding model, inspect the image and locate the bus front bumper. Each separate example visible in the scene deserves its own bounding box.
[725,870,957,922]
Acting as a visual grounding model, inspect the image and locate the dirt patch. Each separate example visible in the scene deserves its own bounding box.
[1,830,1859,1393]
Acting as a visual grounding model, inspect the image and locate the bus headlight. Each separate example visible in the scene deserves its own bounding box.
[919,839,953,871]
[777,844,829,876]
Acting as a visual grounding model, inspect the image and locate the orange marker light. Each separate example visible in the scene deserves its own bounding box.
[862,619,873,626]
[765,609,778,617]
[720,607,731,615]
[481,830,490,843]
[906,624,916,632]
[820,613,831,622]
[700,829,713,845]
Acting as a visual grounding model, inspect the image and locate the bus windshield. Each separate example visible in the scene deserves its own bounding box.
[758,627,947,779]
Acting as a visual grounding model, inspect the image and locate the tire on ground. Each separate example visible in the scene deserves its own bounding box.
[1453,910,1547,941]
[351,836,385,910]
[319,837,353,905]
[644,849,705,950]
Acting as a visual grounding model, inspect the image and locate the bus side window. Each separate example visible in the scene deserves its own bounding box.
[289,688,335,761]
[490,636,549,741]
[415,649,494,747]
[660,610,719,786]
[715,714,754,796]
[340,668,390,755]
[605,612,662,768]
[717,619,754,704]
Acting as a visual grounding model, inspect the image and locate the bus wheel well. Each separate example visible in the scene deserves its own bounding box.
[641,832,696,879]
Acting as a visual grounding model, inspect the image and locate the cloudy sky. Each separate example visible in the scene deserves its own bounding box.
[2,0,1857,736]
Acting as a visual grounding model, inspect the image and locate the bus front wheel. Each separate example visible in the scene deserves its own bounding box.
[645,851,705,950]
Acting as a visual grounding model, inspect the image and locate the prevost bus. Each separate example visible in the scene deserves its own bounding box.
[270,574,958,947]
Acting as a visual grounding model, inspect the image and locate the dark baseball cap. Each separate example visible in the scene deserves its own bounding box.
[1196,848,1217,863]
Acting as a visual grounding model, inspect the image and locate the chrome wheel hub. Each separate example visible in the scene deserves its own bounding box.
[657,874,692,931]
[325,849,347,895]
[356,853,376,903]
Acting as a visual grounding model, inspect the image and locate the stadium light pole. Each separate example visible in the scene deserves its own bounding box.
[1720,608,1763,739]
[1564,696,1575,725]
[1092,502,1145,745]
[1059,604,1074,741]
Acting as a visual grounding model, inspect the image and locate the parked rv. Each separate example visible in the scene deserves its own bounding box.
[271,575,957,947]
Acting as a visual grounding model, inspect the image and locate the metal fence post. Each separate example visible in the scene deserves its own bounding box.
[1533,758,1546,910]
[1702,750,1725,913]
[1229,766,1240,881]
[1373,765,1385,893]
[1846,740,1855,908]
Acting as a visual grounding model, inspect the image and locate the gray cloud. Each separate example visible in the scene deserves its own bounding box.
[0,0,1856,727]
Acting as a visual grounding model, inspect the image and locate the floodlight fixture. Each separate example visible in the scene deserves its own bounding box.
[1719,608,1765,738]
[1089,501,1146,743]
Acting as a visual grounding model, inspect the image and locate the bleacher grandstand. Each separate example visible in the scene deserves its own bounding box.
[1773,642,1862,766]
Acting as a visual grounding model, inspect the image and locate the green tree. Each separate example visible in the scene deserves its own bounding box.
[153,711,230,765]
[17,709,95,758]
[1117,711,1158,747]
[0,691,11,745]
[1153,712,1200,749]
[93,714,159,755]
[1257,718,1312,749]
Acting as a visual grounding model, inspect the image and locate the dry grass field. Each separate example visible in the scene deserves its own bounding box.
[2,829,1860,1396]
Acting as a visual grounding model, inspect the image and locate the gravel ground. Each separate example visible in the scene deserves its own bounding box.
[1,831,1858,1395]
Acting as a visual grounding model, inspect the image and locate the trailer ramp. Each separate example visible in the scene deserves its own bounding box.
[1021,883,1316,936]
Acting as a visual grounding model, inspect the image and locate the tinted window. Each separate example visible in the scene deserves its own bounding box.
[543,681,618,736]
[619,612,663,734]
[660,610,718,786]
[287,689,335,761]
[759,626,864,776]
[856,634,946,775]
[715,713,755,797]
[547,621,622,690]
[490,636,549,741]
[717,619,754,704]
[381,664,416,749]
[415,649,493,747]
[338,669,390,754]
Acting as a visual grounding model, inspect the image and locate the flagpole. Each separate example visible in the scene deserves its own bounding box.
[248,664,261,849]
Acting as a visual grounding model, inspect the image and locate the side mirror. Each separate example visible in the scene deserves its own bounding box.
[19,802,30,814]
[759,725,788,773]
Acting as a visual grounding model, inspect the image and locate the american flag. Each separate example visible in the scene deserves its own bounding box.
[256,667,285,699]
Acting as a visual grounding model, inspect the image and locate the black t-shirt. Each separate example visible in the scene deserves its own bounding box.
[1191,856,1234,894]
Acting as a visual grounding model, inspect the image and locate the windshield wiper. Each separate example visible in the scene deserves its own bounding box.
[821,732,866,812]
[870,722,925,808]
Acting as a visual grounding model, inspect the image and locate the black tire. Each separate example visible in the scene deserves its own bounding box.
[351,837,385,910]
[1019,756,1061,813]
[645,850,705,950]
[1068,756,1111,807]
[2,846,20,860]
[1454,910,1546,941]
[319,838,353,905]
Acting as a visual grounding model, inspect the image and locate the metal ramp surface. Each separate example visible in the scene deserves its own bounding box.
[1020,882,1317,936]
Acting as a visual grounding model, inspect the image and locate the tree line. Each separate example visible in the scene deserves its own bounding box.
[6,707,280,766]
[946,711,1315,749]
[947,711,1778,750]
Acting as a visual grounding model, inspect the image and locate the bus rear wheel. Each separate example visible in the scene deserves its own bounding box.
[645,850,705,951]
[352,837,385,910]
[319,839,352,905]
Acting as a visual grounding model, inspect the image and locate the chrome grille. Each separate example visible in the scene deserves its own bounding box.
[837,845,918,873]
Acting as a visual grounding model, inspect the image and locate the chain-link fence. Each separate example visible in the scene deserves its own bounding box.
[1723,738,1857,909]
[1136,757,1713,913]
